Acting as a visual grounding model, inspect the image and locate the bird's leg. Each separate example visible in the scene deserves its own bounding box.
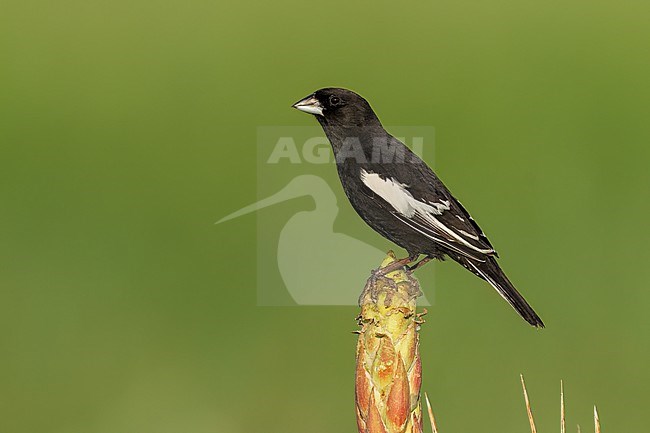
[375,254,419,276]
[407,256,433,272]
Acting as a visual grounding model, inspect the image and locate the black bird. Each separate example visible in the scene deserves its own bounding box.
[292,88,544,328]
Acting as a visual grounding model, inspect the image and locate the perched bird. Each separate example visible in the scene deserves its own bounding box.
[292,88,544,327]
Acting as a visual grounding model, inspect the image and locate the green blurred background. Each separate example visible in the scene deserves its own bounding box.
[1,0,649,431]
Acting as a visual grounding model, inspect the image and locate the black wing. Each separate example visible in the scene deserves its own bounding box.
[363,146,498,262]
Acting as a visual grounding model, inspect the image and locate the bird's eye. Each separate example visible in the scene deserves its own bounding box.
[329,96,341,106]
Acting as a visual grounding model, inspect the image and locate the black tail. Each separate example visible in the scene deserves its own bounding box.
[456,256,544,328]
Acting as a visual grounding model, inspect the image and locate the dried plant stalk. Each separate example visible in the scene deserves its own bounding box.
[520,374,537,433]
[424,393,439,433]
[355,252,424,433]
[560,380,566,433]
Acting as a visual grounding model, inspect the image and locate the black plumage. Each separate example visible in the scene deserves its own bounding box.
[292,88,544,328]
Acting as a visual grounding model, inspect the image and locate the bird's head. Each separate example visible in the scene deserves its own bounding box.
[292,88,381,129]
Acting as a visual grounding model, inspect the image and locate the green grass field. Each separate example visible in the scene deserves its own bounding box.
[1,1,650,431]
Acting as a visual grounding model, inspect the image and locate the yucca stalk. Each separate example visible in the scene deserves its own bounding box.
[354,254,605,433]
[355,252,424,433]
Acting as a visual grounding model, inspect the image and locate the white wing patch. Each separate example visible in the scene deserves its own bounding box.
[360,169,450,217]
[458,229,479,241]
[360,169,495,259]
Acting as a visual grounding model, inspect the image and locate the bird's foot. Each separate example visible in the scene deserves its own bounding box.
[360,255,416,306]
[407,256,433,273]
[374,254,418,277]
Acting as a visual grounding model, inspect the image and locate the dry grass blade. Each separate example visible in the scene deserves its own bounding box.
[577,425,581,433]
[594,406,600,433]
[520,374,537,433]
[424,392,439,433]
[560,381,566,433]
